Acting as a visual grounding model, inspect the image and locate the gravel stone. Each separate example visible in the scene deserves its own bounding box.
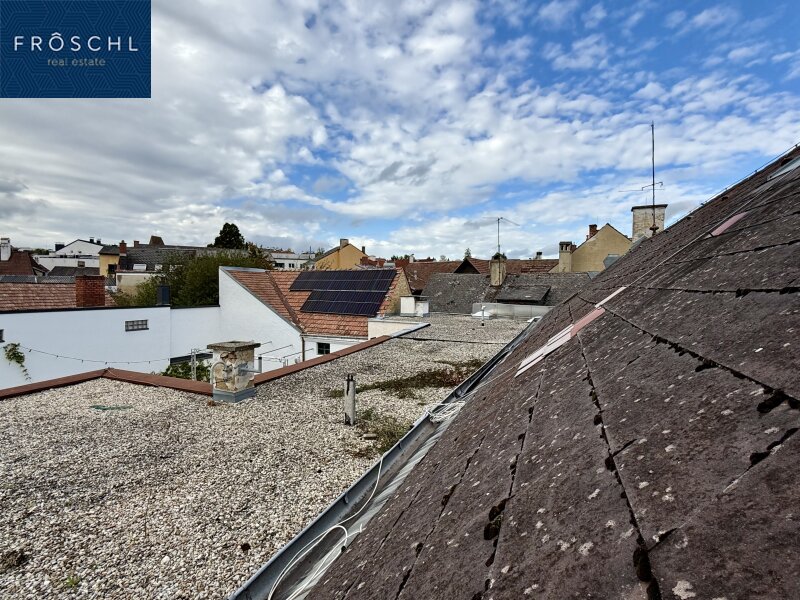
[0,314,527,598]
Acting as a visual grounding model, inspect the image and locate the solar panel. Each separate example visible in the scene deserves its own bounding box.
[291,269,395,292]
[301,290,387,316]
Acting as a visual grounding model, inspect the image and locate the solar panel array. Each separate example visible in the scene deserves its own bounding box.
[292,270,396,316]
[291,269,396,292]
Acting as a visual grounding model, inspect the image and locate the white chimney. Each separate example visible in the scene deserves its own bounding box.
[0,237,10,262]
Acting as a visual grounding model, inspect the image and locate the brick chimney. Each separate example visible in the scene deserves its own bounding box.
[0,237,10,262]
[75,275,106,307]
[133,240,140,248]
[588,224,598,239]
[119,240,127,255]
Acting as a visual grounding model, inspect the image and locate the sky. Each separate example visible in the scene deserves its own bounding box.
[2,0,800,260]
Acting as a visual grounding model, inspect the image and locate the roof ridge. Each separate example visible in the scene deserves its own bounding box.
[266,271,303,330]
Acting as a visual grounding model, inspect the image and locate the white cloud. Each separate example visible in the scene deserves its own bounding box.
[687,6,738,31]
[543,34,609,70]
[583,4,607,29]
[665,10,685,29]
[538,0,581,28]
[1,0,800,259]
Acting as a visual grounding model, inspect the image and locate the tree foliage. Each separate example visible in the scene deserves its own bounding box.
[212,223,246,249]
[114,251,271,307]
[464,247,472,258]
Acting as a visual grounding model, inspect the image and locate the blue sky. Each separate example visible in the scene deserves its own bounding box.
[2,0,800,259]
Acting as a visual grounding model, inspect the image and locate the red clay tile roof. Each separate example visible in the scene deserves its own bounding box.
[227,269,405,338]
[457,257,559,275]
[0,249,47,276]
[0,283,115,311]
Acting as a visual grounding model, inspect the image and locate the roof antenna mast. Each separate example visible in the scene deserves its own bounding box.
[650,121,658,234]
[486,217,520,255]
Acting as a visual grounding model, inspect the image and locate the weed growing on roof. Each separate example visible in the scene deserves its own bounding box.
[328,359,483,400]
[3,343,30,381]
[350,407,411,458]
[65,574,80,589]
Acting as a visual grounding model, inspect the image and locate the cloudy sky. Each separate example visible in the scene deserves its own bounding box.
[2,0,800,259]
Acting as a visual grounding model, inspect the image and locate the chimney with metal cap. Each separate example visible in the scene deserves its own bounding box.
[0,237,10,262]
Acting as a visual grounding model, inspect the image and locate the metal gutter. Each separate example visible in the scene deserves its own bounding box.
[228,320,533,600]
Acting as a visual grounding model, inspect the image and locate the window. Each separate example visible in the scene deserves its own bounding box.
[0,329,4,342]
[77,260,86,267]
[133,264,147,271]
[125,319,148,332]
[107,264,117,275]
[317,342,331,355]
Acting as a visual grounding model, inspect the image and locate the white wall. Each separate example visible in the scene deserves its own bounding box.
[367,318,422,339]
[0,306,171,389]
[36,256,100,270]
[303,335,360,359]
[218,268,304,372]
[170,306,222,358]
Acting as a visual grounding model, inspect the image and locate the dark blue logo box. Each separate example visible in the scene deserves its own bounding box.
[0,0,151,98]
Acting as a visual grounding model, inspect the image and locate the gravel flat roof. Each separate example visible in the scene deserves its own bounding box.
[0,315,528,598]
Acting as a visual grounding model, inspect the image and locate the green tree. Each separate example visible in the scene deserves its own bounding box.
[212,223,246,249]
[114,251,271,307]
[464,247,472,258]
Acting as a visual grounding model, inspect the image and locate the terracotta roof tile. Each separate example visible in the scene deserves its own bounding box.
[0,283,115,311]
[0,248,46,276]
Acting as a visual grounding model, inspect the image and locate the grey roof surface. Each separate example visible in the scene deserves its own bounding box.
[423,273,491,313]
[489,273,591,305]
[424,272,591,313]
[47,266,100,277]
[307,147,800,599]
[0,275,75,283]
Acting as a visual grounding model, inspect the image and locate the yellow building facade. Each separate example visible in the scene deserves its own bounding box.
[314,239,368,270]
[552,224,632,273]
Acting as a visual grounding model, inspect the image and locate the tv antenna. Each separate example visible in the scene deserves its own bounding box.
[482,217,520,255]
[618,122,663,234]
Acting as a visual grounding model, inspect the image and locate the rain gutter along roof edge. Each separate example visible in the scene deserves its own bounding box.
[228,320,534,600]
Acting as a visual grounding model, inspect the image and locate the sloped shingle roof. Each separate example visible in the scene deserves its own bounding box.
[309,148,800,599]
[424,272,591,313]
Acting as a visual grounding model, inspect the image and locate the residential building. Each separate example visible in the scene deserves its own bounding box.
[552,222,633,273]
[0,237,48,277]
[313,238,368,270]
[221,267,410,360]
[268,249,314,270]
[423,258,590,315]
[34,237,104,271]
[115,238,236,294]
[456,255,560,275]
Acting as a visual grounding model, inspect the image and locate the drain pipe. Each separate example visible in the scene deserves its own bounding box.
[344,374,356,425]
